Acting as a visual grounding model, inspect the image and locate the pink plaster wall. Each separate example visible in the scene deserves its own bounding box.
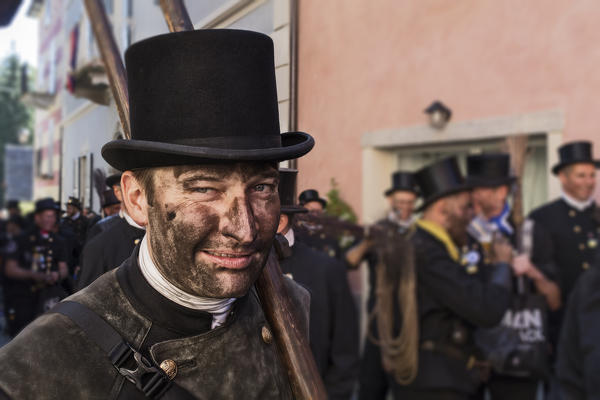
[296,0,600,219]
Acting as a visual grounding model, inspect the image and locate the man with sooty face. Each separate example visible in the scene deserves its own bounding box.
[0,29,314,399]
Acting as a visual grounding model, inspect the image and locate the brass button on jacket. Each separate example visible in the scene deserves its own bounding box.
[261,325,273,344]
[159,359,177,380]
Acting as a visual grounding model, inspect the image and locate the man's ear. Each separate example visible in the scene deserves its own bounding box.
[277,213,289,234]
[121,171,148,227]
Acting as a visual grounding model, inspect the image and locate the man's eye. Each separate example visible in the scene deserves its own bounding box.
[193,187,212,193]
[254,184,274,193]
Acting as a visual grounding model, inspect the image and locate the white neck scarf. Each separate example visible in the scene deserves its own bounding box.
[284,227,295,247]
[138,235,235,329]
[122,210,145,230]
[561,191,594,212]
[388,211,415,228]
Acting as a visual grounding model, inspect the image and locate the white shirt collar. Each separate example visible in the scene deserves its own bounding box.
[122,210,145,230]
[561,191,594,212]
[71,212,80,220]
[284,228,295,247]
[388,211,415,228]
[138,235,235,329]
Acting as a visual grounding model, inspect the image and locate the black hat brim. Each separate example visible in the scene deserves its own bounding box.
[384,187,419,197]
[465,176,516,188]
[416,184,472,213]
[552,160,600,175]
[301,198,328,208]
[105,174,122,187]
[281,205,308,215]
[102,132,314,171]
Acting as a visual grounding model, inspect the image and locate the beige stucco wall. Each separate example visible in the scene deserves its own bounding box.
[296,0,600,220]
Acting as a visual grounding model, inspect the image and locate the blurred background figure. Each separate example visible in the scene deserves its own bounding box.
[3,198,68,337]
[100,188,121,217]
[277,169,359,400]
[528,141,599,362]
[466,153,558,400]
[299,189,327,215]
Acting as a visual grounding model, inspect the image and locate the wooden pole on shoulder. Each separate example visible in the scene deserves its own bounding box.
[157,2,327,398]
[83,0,130,139]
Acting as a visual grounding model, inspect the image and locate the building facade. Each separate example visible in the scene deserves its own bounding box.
[29,0,294,211]
[296,0,600,222]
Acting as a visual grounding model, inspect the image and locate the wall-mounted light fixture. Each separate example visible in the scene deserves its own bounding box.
[424,101,452,130]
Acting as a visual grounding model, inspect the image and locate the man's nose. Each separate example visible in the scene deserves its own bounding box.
[220,196,258,244]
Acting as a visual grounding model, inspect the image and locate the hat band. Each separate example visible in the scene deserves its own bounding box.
[163,135,282,149]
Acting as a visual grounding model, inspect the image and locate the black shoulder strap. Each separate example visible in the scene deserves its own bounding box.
[50,301,195,400]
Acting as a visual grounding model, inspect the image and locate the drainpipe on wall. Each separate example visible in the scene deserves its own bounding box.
[288,0,298,169]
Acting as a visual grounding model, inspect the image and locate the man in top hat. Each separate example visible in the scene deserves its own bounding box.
[528,140,600,351]
[100,188,121,217]
[0,29,314,399]
[466,153,560,400]
[277,169,359,400]
[61,196,88,242]
[354,170,419,399]
[85,174,124,242]
[299,189,328,214]
[60,196,88,271]
[76,185,145,290]
[5,200,26,230]
[386,157,513,400]
[2,198,69,337]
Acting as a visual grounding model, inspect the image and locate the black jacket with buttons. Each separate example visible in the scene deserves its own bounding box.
[392,226,512,396]
[279,239,360,400]
[528,198,600,348]
[529,199,599,298]
[76,216,145,290]
[553,266,600,400]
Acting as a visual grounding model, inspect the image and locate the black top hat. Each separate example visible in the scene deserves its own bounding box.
[298,189,327,208]
[35,198,59,214]
[101,189,120,208]
[105,173,122,188]
[415,157,471,211]
[466,153,516,187]
[552,141,600,175]
[279,169,308,215]
[6,199,19,209]
[66,196,82,210]
[384,171,419,196]
[102,30,314,171]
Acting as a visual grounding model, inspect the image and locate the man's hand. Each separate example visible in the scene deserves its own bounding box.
[491,239,512,264]
[512,254,533,276]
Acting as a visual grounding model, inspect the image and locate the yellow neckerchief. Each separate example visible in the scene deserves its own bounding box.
[415,219,460,262]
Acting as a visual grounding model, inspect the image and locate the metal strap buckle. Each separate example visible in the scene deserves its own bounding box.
[113,344,170,398]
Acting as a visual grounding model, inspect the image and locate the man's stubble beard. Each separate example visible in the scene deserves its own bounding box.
[447,211,470,248]
[146,202,271,299]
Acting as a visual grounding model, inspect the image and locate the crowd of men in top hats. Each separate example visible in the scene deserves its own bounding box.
[345,140,600,400]
[0,26,597,400]
[0,170,129,338]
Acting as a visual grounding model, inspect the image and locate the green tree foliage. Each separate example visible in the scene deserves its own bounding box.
[0,53,33,203]
[325,178,357,223]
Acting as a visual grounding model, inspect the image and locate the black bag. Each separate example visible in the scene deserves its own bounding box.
[476,281,550,379]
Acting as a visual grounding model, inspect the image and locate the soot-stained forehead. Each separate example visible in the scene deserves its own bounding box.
[171,162,279,181]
